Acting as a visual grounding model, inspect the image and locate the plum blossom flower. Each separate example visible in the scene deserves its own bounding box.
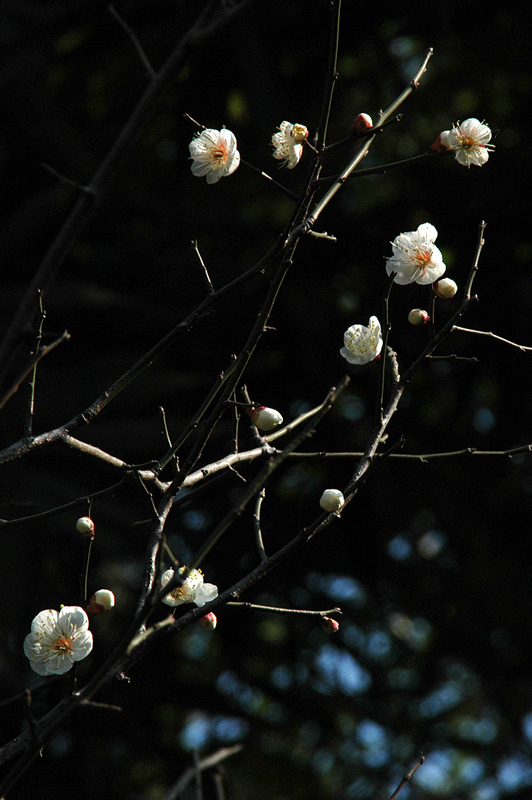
[24,606,93,676]
[189,128,240,184]
[438,118,494,167]
[271,121,308,169]
[386,223,446,286]
[161,567,218,608]
[340,316,383,365]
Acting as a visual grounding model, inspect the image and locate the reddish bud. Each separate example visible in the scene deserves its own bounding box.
[247,405,283,431]
[351,113,373,134]
[321,616,340,634]
[86,589,115,615]
[408,308,430,326]
[430,133,450,152]
[199,612,217,630]
[76,516,95,536]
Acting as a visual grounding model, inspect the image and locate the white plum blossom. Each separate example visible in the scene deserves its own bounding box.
[271,121,308,169]
[189,128,240,184]
[24,606,93,676]
[386,223,446,286]
[340,316,383,365]
[161,567,218,608]
[439,118,494,167]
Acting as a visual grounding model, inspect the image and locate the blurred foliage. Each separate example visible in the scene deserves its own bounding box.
[1,1,532,799]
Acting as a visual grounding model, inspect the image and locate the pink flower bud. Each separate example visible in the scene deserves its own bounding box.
[248,406,283,431]
[433,278,458,298]
[199,612,217,630]
[408,308,430,326]
[430,133,450,152]
[351,113,373,134]
[86,589,115,615]
[321,616,340,634]
[76,516,95,536]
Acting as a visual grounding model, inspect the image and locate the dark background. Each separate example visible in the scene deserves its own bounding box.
[1,1,532,798]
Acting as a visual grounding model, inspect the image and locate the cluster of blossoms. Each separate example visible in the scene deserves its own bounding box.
[340,220,462,363]
[161,567,218,608]
[433,117,494,167]
[271,121,309,169]
[188,119,309,183]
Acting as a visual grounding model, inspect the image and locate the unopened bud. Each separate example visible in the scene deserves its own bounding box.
[319,489,345,512]
[76,516,95,536]
[248,406,283,431]
[351,113,373,134]
[321,616,340,634]
[199,612,217,630]
[430,133,450,152]
[87,589,115,615]
[290,124,309,143]
[408,308,430,326]
[433,278,458,298]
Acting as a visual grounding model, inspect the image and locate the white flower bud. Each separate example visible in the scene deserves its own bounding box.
[319,489,345,512]
[87,589,115,615]
[433,278,458,298]
[290,123,309,143]
[248,406,283,431]
[408,308,430,326]
[76,516,95,536]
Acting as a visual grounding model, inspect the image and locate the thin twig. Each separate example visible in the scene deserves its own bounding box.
[252,488,268,562]
[160,745,243,800]
[109,4,157,79]
[0,329,70,413]
[240,159,299,201]
[452,325,532,352]
[387,754,425,800]
[316,0,342,148]
[464,220,487,300]
[191,239,215,295]
[227,602,341,617]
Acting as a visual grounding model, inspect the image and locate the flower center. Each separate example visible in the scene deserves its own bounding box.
[211,144,228,163]
[412,245,434,275]
[459,135,479,150]
[53,636,73,653]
